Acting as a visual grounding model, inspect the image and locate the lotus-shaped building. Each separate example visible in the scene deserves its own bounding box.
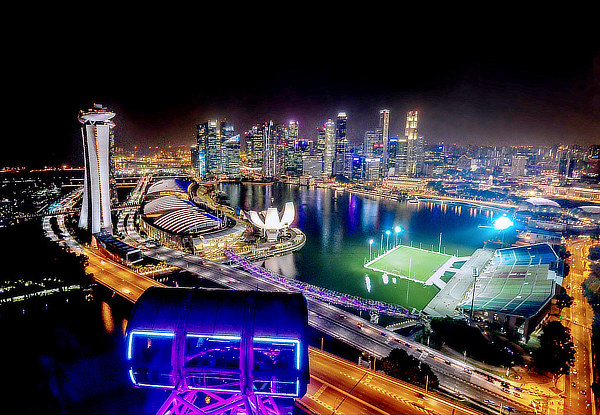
[248,202,295,242]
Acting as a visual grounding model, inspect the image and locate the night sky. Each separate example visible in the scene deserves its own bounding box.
[5,9,599,168]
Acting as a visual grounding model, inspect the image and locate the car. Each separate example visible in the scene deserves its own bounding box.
[405,342,411,348]
[572,382,577,388]
[506,406,514,412]
[484,399,497,406]
[580,389,586,395]
[464,368,472,374]
[444,360,452,366]
[513,392,521,398]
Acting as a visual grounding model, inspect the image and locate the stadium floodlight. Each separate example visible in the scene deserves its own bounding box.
[385,230,391,251]
[394,226,402,246]
[493,216,514,231]
[368,239,374,261]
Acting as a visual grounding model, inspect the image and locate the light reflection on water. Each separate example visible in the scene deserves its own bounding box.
[220,183,500,310]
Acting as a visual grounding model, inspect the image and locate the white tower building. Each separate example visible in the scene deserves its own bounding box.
[78,104,115,234]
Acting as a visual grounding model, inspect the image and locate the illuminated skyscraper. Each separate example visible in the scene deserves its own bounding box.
[263,121,276,178]
[223,135,241,177]
[324,119,335,176]
[405,110,423,176]
[78,104,115,234]
[379,109,390,176]
[196,121,218,177]
[334,112,348,176]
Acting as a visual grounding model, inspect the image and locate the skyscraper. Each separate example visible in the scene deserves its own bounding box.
[244,125,264,169]
[78,104,115,234]
[405,110,424,176]
[263,121,276,178]
[324,119,335,176]
[379,109,390,176]
[196,121,219,177]
[334,112,348,176]
[223,134,241,177]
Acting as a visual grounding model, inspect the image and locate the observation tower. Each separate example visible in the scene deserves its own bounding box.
[78,103,115,234]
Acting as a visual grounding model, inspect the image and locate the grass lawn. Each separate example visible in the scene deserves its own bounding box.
[365,245,452,283]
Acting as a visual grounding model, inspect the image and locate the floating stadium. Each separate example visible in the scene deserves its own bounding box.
[366,240,563,341]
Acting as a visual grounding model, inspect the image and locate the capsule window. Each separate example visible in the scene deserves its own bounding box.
[253,338,301,396]
[127,330,174,388]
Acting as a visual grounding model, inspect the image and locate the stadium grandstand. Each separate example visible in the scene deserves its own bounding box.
[458,243,561,341]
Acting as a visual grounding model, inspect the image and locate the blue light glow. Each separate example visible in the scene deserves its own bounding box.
[493,216,514,231]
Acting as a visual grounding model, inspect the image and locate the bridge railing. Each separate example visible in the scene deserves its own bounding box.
[222,248,418,319]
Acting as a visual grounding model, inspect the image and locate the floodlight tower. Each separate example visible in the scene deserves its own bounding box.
[78,104,115,234]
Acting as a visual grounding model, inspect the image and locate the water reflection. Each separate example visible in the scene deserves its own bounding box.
[220,183,499,310]
[101,301,114,335]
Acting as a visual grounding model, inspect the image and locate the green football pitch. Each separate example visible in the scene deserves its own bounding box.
[365,245,452,283]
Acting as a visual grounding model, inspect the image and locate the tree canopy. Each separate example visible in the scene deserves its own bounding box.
[381,348,439,390]
[532,321,575,385]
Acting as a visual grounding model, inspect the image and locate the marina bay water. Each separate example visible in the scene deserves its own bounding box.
[221,182,500,311]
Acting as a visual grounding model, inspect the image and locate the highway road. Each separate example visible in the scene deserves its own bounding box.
[562,236,596,415]
[299,347,482,415]
[84,247,163,302]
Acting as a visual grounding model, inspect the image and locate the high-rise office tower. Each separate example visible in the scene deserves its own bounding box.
[244,125,264,169]
[379,109,390,176]
[78,104,115,234]
[324,119,336,176]
[196,121,219,177]
[223,134,241,177]
[334,112,348,176]
[363,129,381,158]
[263,121,276,178]
[316,126,326,156]
[405,110,423,176]
[395,137,408,176]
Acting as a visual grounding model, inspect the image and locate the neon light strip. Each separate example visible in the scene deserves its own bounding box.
[127,329,174,360]
[254,337,301,370]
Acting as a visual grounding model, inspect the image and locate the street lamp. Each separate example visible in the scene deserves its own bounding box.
[369,239,374,261]
[385,230,391,251]
[394,226,402,246]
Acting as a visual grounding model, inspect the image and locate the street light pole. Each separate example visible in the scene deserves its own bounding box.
[369,239,374,262]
